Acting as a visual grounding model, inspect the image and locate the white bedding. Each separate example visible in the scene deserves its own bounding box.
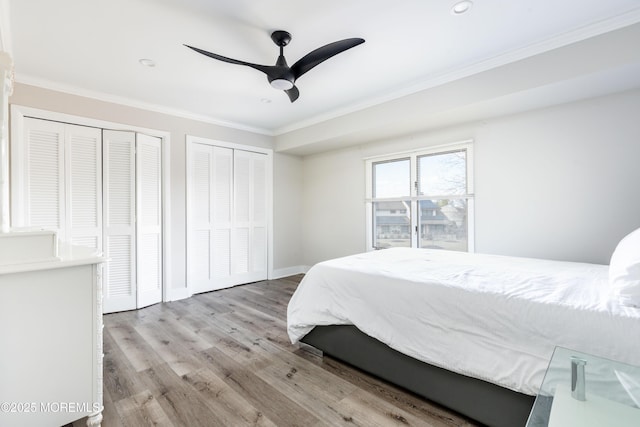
[287,248,640,395]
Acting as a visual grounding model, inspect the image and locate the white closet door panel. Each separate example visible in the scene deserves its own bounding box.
[212,229,231,278]
[247,152,268,278]
[137,233,161,306]
[138,139,161,227]
[233,150,251,224]
[252,226,267,272]
[188,144,237,293]
[22,118,65,236]
[193,154,211,224]
[231,150,268,284]
[136,134,163,308]
[105,136,134,227]
[232,227,250,275]
[105,235,133,297]
[188,143,214,292]
[252,154,267,223]
[250,153,268,279]
[66,124,102,251]
[103,130,136,313]
[190,229,211,292]
[211,147,233,288]
[233,151,251,278]
[213,147,232,224]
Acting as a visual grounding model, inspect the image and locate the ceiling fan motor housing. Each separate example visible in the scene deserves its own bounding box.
[271,30,292,47]
[268,52,295,89]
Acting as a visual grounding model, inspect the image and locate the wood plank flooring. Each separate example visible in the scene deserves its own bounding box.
[70,275,480,427]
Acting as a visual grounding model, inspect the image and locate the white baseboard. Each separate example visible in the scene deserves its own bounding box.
[164,268,309,302]
[271,265,310,279]
[165,286,191,302]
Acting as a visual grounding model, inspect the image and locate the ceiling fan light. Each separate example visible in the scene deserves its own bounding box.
[270,78,294,90]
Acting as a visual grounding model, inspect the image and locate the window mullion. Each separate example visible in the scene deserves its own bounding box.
[410,199,418,248]
[410,153,418,248]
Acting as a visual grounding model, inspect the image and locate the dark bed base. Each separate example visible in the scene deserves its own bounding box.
[301,325,536,427]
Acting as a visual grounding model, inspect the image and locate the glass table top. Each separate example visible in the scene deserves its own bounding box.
[526,347,640,427]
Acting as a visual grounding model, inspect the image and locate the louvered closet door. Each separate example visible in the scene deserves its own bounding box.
[188,143,213,293]
[188,142,268,293]
[188,144,235,293]
[211,146,234,288]
[232,150,268,283]
[103,130,136,313]
[136,134,162,308]
[20,118,66,237]
[65,124,102,251]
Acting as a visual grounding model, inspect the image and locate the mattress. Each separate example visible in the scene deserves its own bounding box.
[287,248,640,395]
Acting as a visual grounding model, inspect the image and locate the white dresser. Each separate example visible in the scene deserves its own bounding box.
[0,234,105,427]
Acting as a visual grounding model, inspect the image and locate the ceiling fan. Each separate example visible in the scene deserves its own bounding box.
[185,30,365,102]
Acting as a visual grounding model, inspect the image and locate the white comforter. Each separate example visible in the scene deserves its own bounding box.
[287,248,640,395]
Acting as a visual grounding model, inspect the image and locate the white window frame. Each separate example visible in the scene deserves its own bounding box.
[365,140,474,252]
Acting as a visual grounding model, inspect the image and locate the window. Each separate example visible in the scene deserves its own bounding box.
[365,142,474,252]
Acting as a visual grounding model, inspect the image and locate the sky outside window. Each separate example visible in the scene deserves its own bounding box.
[373,158,410,198]
[418,151,466,196]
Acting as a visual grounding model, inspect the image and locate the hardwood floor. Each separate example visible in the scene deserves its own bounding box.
[71,275,480,427]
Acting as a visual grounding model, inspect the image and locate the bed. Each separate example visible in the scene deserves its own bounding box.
[287,230,640,427]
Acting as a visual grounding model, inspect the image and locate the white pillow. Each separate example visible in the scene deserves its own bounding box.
[609,227,640,308]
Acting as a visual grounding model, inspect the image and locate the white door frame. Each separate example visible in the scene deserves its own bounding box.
[185,135,273,297]
[10,105,172,303]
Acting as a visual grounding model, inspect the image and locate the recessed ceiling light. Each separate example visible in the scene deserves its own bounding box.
[451,0,473,15]
[139,58,156,67]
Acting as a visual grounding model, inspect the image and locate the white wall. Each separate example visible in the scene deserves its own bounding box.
[474,90,640,263]
[272,153,304,274]
[302,147,367,264]
[301,89,640,266]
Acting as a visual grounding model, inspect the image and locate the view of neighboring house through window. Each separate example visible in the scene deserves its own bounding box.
[371,158,411,247]
[365,142,474,252]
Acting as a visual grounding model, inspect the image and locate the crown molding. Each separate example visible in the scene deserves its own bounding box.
[13,74,275,136]
[273,8,640,136]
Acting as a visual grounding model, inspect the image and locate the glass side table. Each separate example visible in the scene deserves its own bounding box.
[526,347,640,427]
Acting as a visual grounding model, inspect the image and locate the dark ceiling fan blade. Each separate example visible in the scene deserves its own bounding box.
[186,32,363,102]
[285,85,300,103]
[290,38,365,80]
[184,44,272,75]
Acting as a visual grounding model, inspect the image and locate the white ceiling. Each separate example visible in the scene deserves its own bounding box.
[5,0,640,136]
